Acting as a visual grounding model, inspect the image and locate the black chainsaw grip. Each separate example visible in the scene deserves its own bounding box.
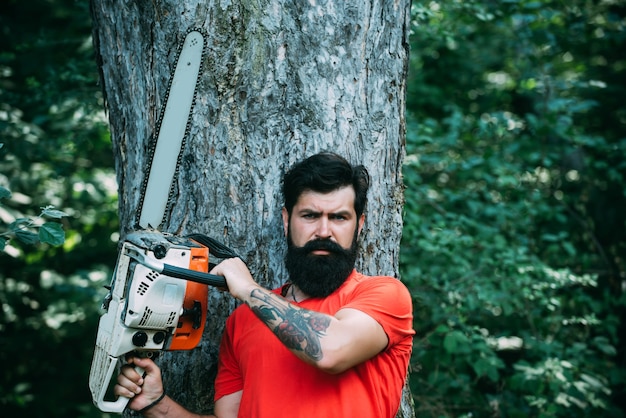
[161,264,227,288]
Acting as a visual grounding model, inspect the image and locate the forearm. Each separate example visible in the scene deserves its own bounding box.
[142,395,215,418]
[244,287,332,364]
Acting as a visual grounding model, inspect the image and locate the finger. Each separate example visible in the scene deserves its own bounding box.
[115,373,142,397]
[120,364,145,383]
[113,383,138,399]
[131,356,157,374]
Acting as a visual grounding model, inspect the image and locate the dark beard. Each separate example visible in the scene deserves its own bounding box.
[285,231,359,298]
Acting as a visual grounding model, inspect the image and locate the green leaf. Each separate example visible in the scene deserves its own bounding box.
[39,222,65,246]
[472,357,501,382]
[435,324,450,334]
[592,336,617,356]
[0,236,6,251]
[42,207,69,219]
[443,330,470,354]
[0,186,11,200]
[563,241,576,257]
[9,218,32,231]
[15,230,40,245]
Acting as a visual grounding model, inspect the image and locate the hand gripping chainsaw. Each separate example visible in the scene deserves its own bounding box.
[88,30,236,413]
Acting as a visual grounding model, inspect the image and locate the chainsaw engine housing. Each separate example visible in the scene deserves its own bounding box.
[89,231,208,412]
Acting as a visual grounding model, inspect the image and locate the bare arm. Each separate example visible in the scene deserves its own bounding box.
[214,391,242,417]
[211,258,388,374]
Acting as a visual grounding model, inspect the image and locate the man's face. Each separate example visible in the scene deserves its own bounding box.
[282,187,365,297]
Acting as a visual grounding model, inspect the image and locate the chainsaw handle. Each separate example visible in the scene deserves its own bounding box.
[161,264,227,288]
[125,246,227,289]
[94,358,144,413]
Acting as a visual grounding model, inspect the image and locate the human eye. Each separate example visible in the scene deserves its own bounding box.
[301,211,318,219]
[330,213,348,221]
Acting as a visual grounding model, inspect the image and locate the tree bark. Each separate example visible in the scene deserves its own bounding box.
[90,0,413,416]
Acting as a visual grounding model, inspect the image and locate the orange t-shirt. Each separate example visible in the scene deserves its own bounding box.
[214,270,415,418]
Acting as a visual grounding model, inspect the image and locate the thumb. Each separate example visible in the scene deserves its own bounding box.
[130,356,158,372]
[132,357,164,389]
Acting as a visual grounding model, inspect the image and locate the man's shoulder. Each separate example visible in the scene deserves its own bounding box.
[341,270,411,305]
[349,270,409,290]
[341,271,415,340]
[351,270,399,281]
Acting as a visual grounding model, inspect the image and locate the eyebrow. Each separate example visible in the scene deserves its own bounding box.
[298,209,354,218]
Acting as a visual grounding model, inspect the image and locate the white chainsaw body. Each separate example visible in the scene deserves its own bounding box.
[89,232,193,412]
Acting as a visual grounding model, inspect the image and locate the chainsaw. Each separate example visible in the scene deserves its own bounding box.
[88,29,235,413]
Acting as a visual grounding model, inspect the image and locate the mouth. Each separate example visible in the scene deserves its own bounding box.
[304,239,342,256]
[310,249,332,255]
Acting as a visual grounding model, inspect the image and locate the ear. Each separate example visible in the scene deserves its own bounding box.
[282,207,289,236]
[357,214,365,237]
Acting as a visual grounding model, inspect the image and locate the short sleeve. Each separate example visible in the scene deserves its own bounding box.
[343,277,415,347]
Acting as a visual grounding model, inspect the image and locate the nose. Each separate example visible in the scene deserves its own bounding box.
[315,217,331,239]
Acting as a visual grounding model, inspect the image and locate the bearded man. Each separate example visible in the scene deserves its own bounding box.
[115,152,415,418]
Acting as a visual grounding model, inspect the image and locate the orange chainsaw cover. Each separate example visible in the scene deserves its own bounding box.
[168,244,208,350]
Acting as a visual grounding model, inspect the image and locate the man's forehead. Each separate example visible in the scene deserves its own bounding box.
[295,187,356,211]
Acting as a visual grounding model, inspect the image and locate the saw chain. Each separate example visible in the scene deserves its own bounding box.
[138,28,204,230]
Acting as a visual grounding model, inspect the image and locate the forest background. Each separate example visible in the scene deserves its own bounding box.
[1,1,624,417]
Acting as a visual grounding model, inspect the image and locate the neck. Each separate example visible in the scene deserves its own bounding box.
[284,282,308,303]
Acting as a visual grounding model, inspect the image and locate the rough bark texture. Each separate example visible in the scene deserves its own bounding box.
[90,0,413,416]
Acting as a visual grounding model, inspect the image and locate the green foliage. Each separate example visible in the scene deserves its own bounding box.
[0,0,119,416]
[1,186,69,249]
[403,1,625,417]
[2,0,625,417]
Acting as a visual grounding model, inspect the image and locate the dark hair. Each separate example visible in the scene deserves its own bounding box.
[282,152,370,217]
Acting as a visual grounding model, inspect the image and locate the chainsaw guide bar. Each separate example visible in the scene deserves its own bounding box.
[137,29,206,230]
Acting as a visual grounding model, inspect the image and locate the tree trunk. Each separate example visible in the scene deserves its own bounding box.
[90,0,413,416]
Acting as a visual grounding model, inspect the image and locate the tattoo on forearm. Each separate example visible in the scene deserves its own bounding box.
[249,289,331,361]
